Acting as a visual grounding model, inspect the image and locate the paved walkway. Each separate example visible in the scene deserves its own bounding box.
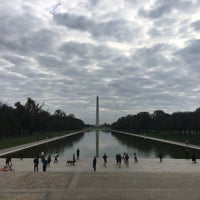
[0,158,200,200]
[0,130,85,157]
[113,130,200,150]
[0,158,199,173]
[1,131,200,199]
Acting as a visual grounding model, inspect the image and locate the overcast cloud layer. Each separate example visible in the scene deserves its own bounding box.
[0,0,200,124]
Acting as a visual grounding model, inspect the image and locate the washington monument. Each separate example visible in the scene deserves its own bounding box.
[96,95,99,127]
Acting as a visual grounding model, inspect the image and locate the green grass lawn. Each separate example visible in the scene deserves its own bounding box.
[0,131,75,150]
[124,130,200,146]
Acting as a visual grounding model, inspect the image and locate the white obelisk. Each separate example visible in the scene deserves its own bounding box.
[96,95,99,127]
[96,96,99,158]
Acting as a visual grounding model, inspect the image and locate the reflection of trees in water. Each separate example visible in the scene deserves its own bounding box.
[7,133,84,158]
[111,132,200,158]
[6,131,200,159]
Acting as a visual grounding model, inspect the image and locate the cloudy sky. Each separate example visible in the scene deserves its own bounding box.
[0,0,200,124]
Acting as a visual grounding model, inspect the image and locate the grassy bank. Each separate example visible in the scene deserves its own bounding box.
[123,130,200,146]
[0,130,80,150]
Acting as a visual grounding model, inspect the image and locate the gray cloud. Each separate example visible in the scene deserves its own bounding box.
[139,0,193,19]
[191,20,200,31]
[0,0,200,124]
[54,13,140,42]
[175,39,200,72]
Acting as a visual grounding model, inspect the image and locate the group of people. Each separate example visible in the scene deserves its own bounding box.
[115,153,130,167]
[92,152,138,171]
[31,148,199,172]
[185,148,198,163]
[33,152,57,172]
[32,149,81,172]
[115,152,138,167]
[2,147,199,173]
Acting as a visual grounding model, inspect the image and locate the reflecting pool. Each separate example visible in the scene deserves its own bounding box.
[7,130,200,158]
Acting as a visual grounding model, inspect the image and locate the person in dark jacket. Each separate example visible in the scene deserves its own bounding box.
[192,154,197,163]
[134,153,138,163]
[159,152,163,162]
[76,149,80,160]
[93,156,97,171]
[33,156,39,172]
[42,158,48,171]
[103,153,108,167]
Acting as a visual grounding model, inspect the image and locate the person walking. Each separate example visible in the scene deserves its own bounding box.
[6,157,11,168]
[5,157,13,171]
[93,156,97,171]
[54,152,59,163]
[103,153,108,167]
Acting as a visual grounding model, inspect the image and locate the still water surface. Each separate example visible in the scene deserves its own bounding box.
[9,130,200,158]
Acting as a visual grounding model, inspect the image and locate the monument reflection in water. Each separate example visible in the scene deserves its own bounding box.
[5,130,200,158]
[96,95,99,158]
[96,129,99,158]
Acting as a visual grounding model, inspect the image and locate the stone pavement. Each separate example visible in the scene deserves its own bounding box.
[1,129,200,200]
[1,158,200,200]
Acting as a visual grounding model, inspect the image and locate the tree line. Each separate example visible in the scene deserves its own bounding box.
[0,97,84,137]
[111,108,200,135]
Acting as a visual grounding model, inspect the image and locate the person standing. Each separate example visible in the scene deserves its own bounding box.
[125,153,129,167]
[73,153,76,165]
[118,154,122,168]
[192,154,197,163]
[185,149,190,160]
[76,149,80,161]
[19,154,23,160]
[123,152,127,165]
[115,154,119,166]
[134,153,138,163]
[47,155,51,167]
[159,152,163,162]
[42,158,48,172]
[33,156,39,172]
[93,156,97,171]
[103,153,108,167]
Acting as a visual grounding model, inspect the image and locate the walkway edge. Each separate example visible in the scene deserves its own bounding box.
[111,130,200,150]
[0,130,87,157]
